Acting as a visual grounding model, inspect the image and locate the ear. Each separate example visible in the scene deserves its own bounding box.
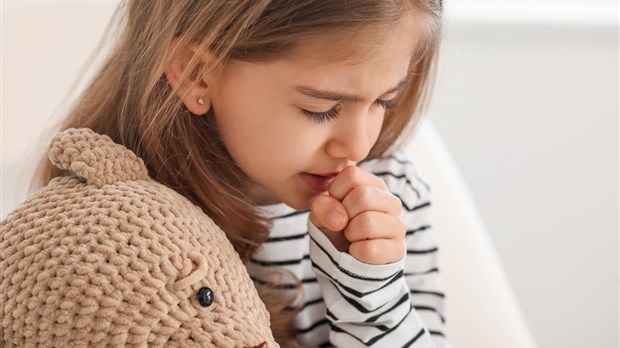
[165,44,213,116]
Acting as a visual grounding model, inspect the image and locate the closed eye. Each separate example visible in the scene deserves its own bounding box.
[301,105,341,123]
[301,98,397,124]
[375,98,397,109]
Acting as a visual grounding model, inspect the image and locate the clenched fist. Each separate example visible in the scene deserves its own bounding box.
[309,166,406,265]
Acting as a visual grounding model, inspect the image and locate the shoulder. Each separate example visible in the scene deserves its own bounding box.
[360,149,431,208]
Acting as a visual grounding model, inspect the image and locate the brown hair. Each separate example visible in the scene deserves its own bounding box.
[31,0,443,345]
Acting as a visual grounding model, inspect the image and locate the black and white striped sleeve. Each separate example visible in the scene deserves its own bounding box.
[308,221,434,347]
[387,151,449,347]
[307,150,450,347]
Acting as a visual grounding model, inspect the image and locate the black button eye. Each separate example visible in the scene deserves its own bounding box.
[197,287,214,307]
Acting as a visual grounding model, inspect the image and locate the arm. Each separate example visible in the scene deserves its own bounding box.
[393,151,450,347]
[308,152,449,347]
[308,221,435,347]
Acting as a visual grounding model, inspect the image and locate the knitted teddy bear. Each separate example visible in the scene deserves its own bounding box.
[0,128,278,347]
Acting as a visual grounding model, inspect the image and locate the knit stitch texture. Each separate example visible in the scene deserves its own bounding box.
[0,128,277,347]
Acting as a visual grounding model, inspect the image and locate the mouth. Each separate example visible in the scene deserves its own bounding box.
[299,172,337,192]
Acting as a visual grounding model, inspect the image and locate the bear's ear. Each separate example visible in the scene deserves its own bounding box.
[48,128,149,187]
[164,43,213,116]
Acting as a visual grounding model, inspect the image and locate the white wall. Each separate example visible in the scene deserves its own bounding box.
[427,1,618,348]
[1,1,618,348]
[1,0,117,206]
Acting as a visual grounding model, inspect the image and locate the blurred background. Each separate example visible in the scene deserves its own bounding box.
[2,1,618,347]
[427,1,618,348]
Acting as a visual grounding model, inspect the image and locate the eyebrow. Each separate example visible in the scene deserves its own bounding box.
[293,76,409,103]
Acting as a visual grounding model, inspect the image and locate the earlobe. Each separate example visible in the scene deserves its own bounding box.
[164,47,212,116]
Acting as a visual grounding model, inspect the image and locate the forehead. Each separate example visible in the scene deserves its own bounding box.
[218,14,427,100]
[284,14,423,68]
[264,16,423,94]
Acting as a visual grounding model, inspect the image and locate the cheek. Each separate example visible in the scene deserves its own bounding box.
[214,105,322,178]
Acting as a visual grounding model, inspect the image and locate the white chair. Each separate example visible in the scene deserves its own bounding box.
[2,1,538,347]
[406,124,538,348]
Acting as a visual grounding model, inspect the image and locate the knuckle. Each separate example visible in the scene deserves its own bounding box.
[342,166,363,184]
[397,220,407,238]
[350,185,373,206]
[343,225,357,242]
[389,193,403,211]
[392,242,406,261]
[375,176,388,190]
[351,240,380,264]
[356,211,378,231]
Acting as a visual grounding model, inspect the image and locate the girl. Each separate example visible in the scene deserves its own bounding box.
[30,0,447,346]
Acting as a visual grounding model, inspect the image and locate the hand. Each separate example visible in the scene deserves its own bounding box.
[309,166,406,265]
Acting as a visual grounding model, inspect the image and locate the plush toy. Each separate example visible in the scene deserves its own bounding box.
[0,128,278,347]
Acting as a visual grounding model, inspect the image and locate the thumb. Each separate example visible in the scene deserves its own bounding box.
[309,195,348,232]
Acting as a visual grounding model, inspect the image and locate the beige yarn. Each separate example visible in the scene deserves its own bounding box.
[0,128,278,347]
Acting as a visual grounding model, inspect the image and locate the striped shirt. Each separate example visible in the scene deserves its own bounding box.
[250,150,450,347]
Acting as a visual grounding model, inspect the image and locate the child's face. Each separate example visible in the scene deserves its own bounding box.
[209,18,422,210]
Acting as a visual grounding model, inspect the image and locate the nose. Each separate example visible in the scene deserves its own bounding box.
[325,116,373,162]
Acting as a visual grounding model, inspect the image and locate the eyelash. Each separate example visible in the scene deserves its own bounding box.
[301,98,397,123]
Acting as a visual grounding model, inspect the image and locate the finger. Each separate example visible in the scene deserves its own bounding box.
[349,238,406,265]
[341,185,402,220]
[329,166,387,201]
[343,211,406,243]
[309,194,349,232]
